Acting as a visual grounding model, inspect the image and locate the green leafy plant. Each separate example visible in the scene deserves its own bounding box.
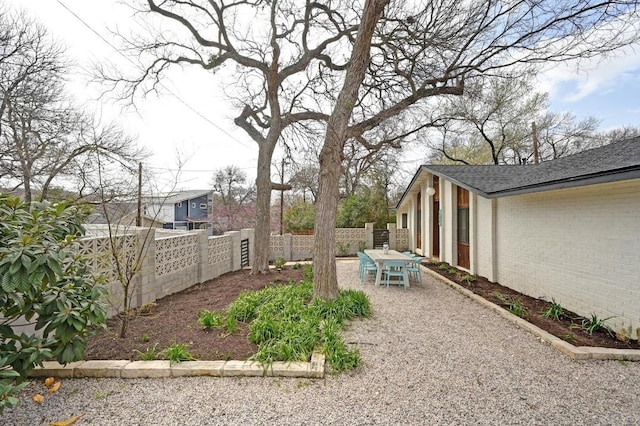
[133,343,159,361]
[274,257,287,270]
[292,262,301,270]
[447,267,458,275]
[561,332,576,344]
[336,241,351,257]
[222,276,369,372]
[161,343,197,363]
[0,195,107,414]
[462,274,476,284]
[542,299,564,321]
[142,333,149,342]
[492,291,509,304]
[303,264,313,280]
[581,313,613,335]
[357,240,366,252]
[508,299,528,318]
[197,310,224,330]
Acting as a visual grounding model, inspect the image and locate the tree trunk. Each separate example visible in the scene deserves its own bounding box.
[251,138,277,274]
[313,0,388,300]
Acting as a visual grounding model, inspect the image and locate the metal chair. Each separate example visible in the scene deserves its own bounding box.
[407,256,424,286]
[357,252,377,283]
[382,260,408,290]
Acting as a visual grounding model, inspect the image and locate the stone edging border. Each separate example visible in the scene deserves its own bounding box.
[29,352,325,379]
[423,267,640,361]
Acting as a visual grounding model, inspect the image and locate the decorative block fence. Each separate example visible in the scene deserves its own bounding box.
[79,223,408,317]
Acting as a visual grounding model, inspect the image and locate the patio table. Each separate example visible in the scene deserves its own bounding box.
[364,249,415,287]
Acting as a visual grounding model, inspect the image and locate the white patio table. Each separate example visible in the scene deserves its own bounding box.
[364,249,415,287]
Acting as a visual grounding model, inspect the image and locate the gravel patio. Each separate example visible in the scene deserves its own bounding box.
[4,259,640,425]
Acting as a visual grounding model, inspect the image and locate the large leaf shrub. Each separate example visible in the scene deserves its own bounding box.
[0,195,106,412]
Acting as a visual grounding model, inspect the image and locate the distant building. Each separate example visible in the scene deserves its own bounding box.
[146,190,213,231]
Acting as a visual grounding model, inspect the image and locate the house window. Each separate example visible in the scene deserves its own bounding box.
[457,208,469,243]
[200,203,207,209]
[401,213,408,229]
[457,187,470,244]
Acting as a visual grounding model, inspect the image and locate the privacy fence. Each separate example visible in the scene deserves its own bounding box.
[80,223,408,317]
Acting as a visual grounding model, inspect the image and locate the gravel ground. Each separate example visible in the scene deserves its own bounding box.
[3,259,640,425]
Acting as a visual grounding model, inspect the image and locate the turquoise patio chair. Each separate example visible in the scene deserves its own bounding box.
[407,256,424,286]
[357,252,377,283]
[382,260,408,290]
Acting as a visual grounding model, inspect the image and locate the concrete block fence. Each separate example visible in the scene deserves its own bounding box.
[79,223,408,317]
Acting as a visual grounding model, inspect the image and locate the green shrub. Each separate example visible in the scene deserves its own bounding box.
[274,257,287,270]
[161,342,197,363]
[219,276,369,372]
[0,196,107,413]
[541,299,564,321]
[581,313,613,335]
[197,310,225,329]
[133,343,160,360]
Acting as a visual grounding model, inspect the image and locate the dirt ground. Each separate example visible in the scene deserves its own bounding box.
[423,261,639,350]
[84,267,306,361]
[85,260,637,362]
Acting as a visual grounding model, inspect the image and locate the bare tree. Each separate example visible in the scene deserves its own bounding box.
[210,165,256,233]
[313,0,640,298]
[427,73,600,165]
[99,0,360,273]
[0,7,145,205]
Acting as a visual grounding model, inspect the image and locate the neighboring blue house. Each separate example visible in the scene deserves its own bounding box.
[147,190,213,231]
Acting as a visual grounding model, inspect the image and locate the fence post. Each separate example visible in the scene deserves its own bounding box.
[365,223,374,249]
[137,227,156,308]
[284,233,292,261]
[387,222,397,250]
[196,229,209,283]
[241,228,255,268]
[225,230,241,272]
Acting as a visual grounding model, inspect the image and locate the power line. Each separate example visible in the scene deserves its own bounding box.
[55,0,254,150]
[147,165,257,173]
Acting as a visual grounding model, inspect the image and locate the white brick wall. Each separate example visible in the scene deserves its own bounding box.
[476,196,495,282]
[493,179,640,337]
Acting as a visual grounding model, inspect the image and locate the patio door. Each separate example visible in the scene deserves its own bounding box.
[457,186,470,269]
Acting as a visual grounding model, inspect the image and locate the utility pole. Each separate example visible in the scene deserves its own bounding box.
[280,158,285,235]
[136,162,142,226]
[532,121,539,165]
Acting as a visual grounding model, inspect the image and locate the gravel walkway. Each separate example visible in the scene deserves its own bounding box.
[4,259,640,425]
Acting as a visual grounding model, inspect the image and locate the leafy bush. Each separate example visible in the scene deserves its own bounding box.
[197,310,224,330]
[215,277,369,372]
[161,342,197,363]
[541,299,564,320]
[0,195,107,413]
[581,313,613,335]
[274,257,287,270]
[133,343,159,360]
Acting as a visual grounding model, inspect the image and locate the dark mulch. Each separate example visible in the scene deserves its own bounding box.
[424,261,640,349]
[84,268,306,361]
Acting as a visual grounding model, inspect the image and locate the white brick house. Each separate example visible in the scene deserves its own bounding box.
[396,138,640,338]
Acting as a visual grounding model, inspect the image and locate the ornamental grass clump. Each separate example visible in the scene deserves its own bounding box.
[208,277,371,372]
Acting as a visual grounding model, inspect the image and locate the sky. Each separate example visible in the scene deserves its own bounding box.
[6,0,640,190]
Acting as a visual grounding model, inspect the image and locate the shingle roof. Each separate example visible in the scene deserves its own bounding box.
[398,137,640,204]
[152,190,212,204]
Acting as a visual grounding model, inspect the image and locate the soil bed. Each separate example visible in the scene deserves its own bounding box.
[85,268,305,361]
[424,261,639,350]
[86,260,638,362]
